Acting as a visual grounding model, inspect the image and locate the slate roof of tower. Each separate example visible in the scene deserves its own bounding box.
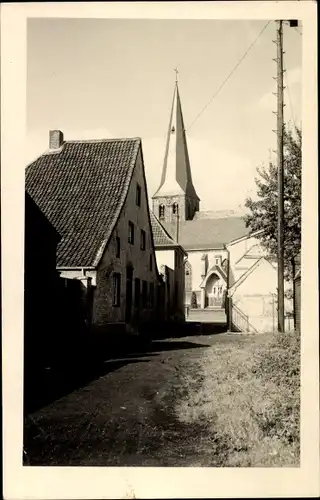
[153,82,199,200]
[177,216,250,250]
[25,138,141,267]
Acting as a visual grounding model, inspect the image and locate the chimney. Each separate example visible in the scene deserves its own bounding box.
[49,130,64,149]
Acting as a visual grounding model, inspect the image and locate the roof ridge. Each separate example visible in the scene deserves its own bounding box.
[26,137,142,167]
[65,137,141,144]
[182,214,245,224]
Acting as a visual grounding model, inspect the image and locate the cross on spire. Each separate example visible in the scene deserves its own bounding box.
[174,67,179,83]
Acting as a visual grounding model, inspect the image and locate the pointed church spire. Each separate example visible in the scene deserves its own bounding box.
[153,79,200,208]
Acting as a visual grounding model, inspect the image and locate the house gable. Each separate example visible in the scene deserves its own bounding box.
[229,257,277,297]
[200,265,227,288]
[92,146,160,325]
[235,243,266,266]
[227,234,266,287]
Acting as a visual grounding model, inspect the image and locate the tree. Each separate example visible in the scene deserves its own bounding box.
[244,126,301,280]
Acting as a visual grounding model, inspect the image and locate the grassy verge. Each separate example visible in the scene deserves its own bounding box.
[176,332,300,466]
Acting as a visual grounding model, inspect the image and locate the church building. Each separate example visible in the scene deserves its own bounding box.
[152,80,249,316]
[152,80,289,332]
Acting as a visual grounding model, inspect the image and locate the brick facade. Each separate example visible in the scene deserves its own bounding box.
[91,149,159,333]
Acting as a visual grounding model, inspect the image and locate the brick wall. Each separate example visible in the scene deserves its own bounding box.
[92,148,159,333]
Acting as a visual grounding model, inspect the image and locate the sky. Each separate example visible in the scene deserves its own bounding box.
[26,18,302,212]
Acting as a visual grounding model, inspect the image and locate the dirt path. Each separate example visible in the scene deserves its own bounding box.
[24,333,238,466]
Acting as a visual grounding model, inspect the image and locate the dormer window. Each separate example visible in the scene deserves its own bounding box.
[159,204,165,220]
[171,126,175,133]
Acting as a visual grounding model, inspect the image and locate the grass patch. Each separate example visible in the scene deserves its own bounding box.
[176,332,300,466]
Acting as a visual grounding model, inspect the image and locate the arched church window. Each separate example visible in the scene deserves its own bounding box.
[172,203,179,215]
[159,204,165,219]
[185,260,192,292]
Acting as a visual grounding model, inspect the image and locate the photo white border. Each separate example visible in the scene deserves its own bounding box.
[1,2,318,498]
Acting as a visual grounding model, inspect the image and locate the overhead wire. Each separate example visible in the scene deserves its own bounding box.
[186,20,271,131]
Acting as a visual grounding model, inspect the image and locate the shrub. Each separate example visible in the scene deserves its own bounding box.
[253,330,300,384]
[252,330,300,448]
[176,331,300,466]
[191,291,198,309]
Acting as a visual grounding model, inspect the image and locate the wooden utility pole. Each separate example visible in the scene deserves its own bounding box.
[276,19,285,332]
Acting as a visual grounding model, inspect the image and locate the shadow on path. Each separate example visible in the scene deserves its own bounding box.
[153,322,228,339]
[24,336,210,415]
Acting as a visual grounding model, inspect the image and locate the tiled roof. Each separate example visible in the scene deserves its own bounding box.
[177,216,250,250]
[150,211,175,246]
[150,212,187,255]
[25,138,141,267]
[193,209,240,220]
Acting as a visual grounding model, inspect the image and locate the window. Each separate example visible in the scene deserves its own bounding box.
[215,255,222,266]
[136,184,141,207]
[140,229,146,251]
[149,254,153,271]
[134,278,140,308]
[159,204,165,220]
[112,273,121,306]
[115,236,120,258]
[142,280,148,308]
[128,221,134,244]
[149,282,154,307]
[172,203,179,215]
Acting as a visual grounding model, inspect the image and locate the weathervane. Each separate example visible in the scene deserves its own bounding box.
[174,67,179,83]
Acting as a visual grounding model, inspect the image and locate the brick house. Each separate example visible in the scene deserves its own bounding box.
[25,131,161,337]
[150,211,187,323]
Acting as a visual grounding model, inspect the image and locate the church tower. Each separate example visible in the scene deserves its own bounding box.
[152,77,200,228]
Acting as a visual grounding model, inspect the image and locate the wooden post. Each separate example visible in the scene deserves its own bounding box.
[276,20,285,333]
